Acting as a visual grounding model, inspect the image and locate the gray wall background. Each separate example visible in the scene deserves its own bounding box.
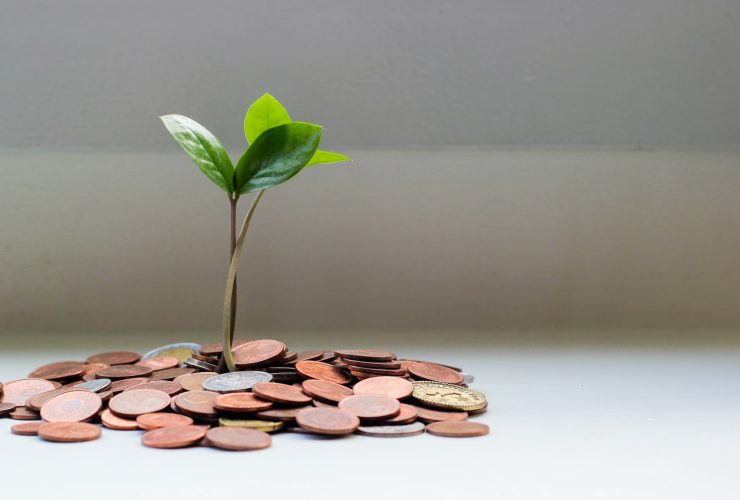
[2,1,740,336]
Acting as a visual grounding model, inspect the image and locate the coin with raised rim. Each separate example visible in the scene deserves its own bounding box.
[150,367,194,381]
[74,378,112,393]
[338,394,401,421]
[426,420,489,437]
[96,365,153,380]
[382,403,418,424]
[411,381,486,411]
[174,372,217,391]
[335,349,395,362]
[205,427,271,451]
[109,388,171,418]
[202,371,272,393]
[301,379,354,404]
[408,362,464,384]
[353,376,413,400]
[142,342,201,362]
[125,380,182,396]
[213,393,273,413]
[38,422,101,442]
[174,390,218,419]
[9,407,41,420]
[28,361,85,381]
[295,407,360,435]
[141,425,206,448]
[412,405,468,423]
[232,339,287,368]
[295,361,351,385]
[100,408,139,430]
[136,412,193,430]
[86,351,141,365]
[356,421,425,437]
[1,379,56,406]
[136,356,179,371]
[40,390,102,422]
[252,382,312,406]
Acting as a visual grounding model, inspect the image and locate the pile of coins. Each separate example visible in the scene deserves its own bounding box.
[1,340,489,450]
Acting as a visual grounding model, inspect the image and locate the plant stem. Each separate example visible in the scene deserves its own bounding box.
[229,196,238,344]
[221,190,266,372]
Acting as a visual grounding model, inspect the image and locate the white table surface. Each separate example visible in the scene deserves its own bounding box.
[1,336,738,500]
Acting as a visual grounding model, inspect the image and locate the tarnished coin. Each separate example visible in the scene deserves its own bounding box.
[252,382,312,406]
[110,378,149,393]
[412,405,468,423]
[96,365,153,380]
[411,381,487,411]
[141,425,206,449]
[296,407,360,435]
[426,420,489,437]
[136,412,193,430]
[382,403,418,424]
[38,421,101,442]
[408,362,464,384]
[0,402,16,416]
[125,380,182,396]
[232,339,287,368]
[136,356,180,371]
[86,351,141,365]
[353,376,414,400]
[217,418,284,432]
[142,343,201,362]
[356,421,425,437]
[202,371,272,393]
[150,367,194,381]
[109,389,171,418]
[206,427,271,451]
[335,349,396,362]
[1,379,56,406]
[40,390,102,422]
[174,372,217,391]
[27,387,91,412]
[338,394,401,421]
[11,422,43,436]
[295,361,351,385]
[255,407,303,422]
[301,379,354,404]
[173,390,218,419]
[100,409,139,430]
[28,361,85,381]
[9,407,41,420]
[213,393,273,413]
[74,378,112,393]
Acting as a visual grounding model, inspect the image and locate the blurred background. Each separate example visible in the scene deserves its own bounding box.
[2,0,739,343]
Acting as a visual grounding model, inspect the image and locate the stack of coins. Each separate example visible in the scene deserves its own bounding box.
[1,340,490,449]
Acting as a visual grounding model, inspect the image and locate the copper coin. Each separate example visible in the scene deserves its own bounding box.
[1,379,56,406]
[426,420,489,437]
[280,351,298,363]
[96,365,153,380]
[199,339,250,356]
[232,339,287,367]
[349,366,408,377]
[28,361,85,381]
[296,407,360,435]
[399,359,463,373]
[206,426,271,451]
[295,361,351,385]
[353,376,414,400]
[317,351,338,363]
[338,394,401,421]
[11,422,43,436]
[9,407,41,420]
[335,349,395,362]
[408,362,464,384]
[125,380,182,396]
[81,362,109,378]
[252,382,312,406]
[289,350,326,364]
[312,399,335,408]
[40,390,102,422]
[150,367,194,381]
[38,421,101,442]
[0,402,16,416]
[382,403,418,424]
[136,356,180,371]
[27,386,89,412]
[100,409,139,430]
[173,390,218,419]
[213,393,273,413]
[413,405,468,423]
[109,389,171,418]
[86,351,141,365]
[174,372,217,391]
[136,412,193,430]
[191,353,220,364]
[301,379,354,404]
[255,407,303,422]
[141,425,206,449]
[110,378,149,393]
[343,359,402,370]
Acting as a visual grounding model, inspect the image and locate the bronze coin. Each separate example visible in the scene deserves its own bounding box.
[255,407,303,422]
[100,409,139,430]
[150,367,194,381]
[206,426,271,451]
[40,390,102,422]
[343,358,402,370]
[136,412,193,430]
[213,393,273,413]
[335,349,396,362]
[96,365,153,380]
[382,403,418,424]
[289,350,325,364]
[317,351,338,363]
[109,389,171,418]
[353,376,414,400]
[252,382,312,406]
[38,421,101,442]
[199,339,250,356]
[136,356,180,371]
[312,399,335,408]
[413,405,468,423]
[11,422,43,436]
[408,362,464,384]
[295,361,351,385]
[173,390,218,419]
[110,377,149,393]
[0,402,16,416]
[86,351,141,365]
[191,353,221,364]
[399,359,462,372]
[349,366,408,377]
[9,407,41,420]
[141,425,206,449]
[1,379,57,406]
[301,379,354,404]
[80,362,109,378]
[28,361,85,381]
[26,386,89,412]
[426,420,489,437]
[125,380,182,396]
[232,339,287,368]
[174,372,217,391]
[338,394,401,421]
[296,407,360,435]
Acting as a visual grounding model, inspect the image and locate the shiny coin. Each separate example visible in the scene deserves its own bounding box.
[217,418,284,433]
[205,427,272,451]
[252,382,312,406]
[356,421,425,437]
[38,421,101,442]
[40,390,102,422]
[412,405,468,423]
[338,394,401,421]
[213,393,273,413]
[100,409,139,430]
[174,372,217,391]
[150,367,194,381]
[295,361,351,385]
[74,378,112,393]
[301,379,354,404]
[232,339,287,368]
[353,376,413,400]
[202,371,273,393]
[11,422,43,436]
[136,356,180,371]
[28,361,85,381]
[411,381,487,411]
[335,349,396,362]
[86,351,141,365]
[136,412,193,430]
[109,388,171,418]
[142,342,201,362]
[173,390,218,419]
[124,380,182,396]
[1,379,56,406]
[141,425,206,449]
[296,407,360,435]
[96,365,153,380]
[408,362,464,384]
[426,420,489,437]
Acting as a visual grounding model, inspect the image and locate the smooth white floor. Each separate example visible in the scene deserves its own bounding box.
[0,341,738,499]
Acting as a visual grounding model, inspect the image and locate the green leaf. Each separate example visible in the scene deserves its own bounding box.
[307,150,352,167]
[244,93,291,144]
[235,122,322,194]
[160,114,234,193]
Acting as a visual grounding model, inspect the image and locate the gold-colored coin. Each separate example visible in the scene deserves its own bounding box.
[157,348,196,363]
[218,418,284,433]
[411,381,487,411]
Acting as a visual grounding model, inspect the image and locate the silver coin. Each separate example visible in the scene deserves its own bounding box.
[356,421,426,437]
[460,373,475,385]
[202,371,273,393]
[184,357,219,371]
[76,378,112,393]
[142,342,201,360]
